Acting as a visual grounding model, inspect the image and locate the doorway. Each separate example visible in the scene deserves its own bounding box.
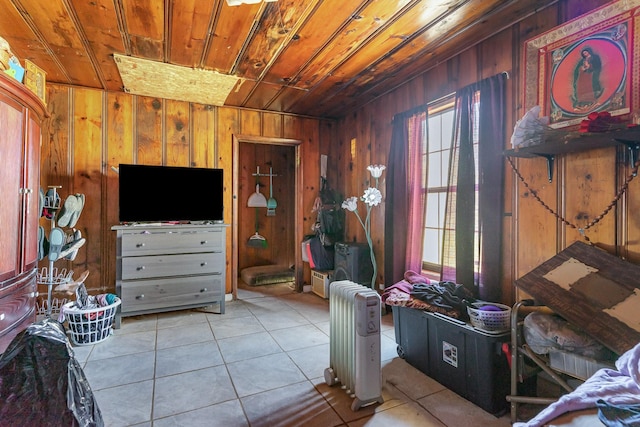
[231,135,303,300]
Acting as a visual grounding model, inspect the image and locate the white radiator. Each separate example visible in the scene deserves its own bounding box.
[324,280,384,411]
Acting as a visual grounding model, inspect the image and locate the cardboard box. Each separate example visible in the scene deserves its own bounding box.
[24,59,46,103]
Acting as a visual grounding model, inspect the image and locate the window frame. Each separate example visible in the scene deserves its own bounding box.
[421,95,481,278]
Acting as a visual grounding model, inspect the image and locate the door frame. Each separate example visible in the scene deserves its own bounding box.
[231,135,303,299]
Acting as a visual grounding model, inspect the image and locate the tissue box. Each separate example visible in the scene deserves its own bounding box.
[24,59,46,103]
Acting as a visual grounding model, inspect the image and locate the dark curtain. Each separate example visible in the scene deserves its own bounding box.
[384,106,428,286]
[441,73,506,301]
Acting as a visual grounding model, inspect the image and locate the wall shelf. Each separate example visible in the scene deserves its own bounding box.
[504,127,640,182]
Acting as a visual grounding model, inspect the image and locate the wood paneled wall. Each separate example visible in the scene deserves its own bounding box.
[333,0,636,304]
[39,84,333,298]
[38,0,635,308]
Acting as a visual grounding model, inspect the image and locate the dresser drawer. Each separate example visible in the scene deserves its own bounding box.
[112,224,227,323]
[121,229,224,256]
[119,275,223,313]
[121,252,224,280]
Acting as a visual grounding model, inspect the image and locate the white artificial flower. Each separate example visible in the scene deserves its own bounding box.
[367,165,386,179]
[361,187,382,207]
[341,196,358,212]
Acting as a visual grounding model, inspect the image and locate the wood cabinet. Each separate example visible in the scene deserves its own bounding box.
[112,224,227,326]
[0,73,47,353]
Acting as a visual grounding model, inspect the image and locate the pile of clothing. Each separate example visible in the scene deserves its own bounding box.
[59,284,119,345]
[382,270,475,319]
[514,342,640,427]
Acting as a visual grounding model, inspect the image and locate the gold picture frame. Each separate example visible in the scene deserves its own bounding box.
[24,59,46,104]
[523,0,640,129]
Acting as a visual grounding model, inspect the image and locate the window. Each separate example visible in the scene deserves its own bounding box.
[421,100,453,272]
[422,96,480,275]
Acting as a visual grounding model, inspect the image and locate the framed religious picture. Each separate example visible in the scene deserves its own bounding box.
[523,0,640,129]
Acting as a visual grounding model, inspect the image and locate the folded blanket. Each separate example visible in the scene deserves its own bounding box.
[514,342,640,427]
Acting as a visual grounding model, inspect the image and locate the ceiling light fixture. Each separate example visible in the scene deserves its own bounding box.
[226,0,277,6]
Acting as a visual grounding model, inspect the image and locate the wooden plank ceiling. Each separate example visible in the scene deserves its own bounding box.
[0,0,557,118]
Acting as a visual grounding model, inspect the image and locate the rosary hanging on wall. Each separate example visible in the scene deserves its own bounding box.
[507,156,640,244]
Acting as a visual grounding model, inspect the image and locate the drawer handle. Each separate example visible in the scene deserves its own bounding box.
[200,288,208,293]
[200,240,208,245]
[137,266,146,271]
[200,262,208,267]
[136,243,146,248]
[136,294,145,300]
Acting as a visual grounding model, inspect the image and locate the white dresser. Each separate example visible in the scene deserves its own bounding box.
[112,224,227,327]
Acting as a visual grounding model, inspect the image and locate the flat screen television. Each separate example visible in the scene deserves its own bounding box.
[118,164,224,223]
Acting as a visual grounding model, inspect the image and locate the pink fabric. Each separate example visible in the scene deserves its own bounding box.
[381,280,413,306]
[405,112,427,273]
[382,288,412,306]
[383,279,413,296]
[385,107,429,286]
[514,342,640,427]
[404,270,436,285]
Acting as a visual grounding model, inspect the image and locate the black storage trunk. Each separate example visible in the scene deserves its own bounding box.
[392,306,510,415]
[392,305,430,375]
[428,312,510,415]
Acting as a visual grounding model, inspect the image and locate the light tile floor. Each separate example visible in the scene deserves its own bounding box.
[69,282,514,426]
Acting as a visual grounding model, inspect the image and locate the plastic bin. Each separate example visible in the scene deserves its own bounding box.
[428,312,511,414]
[392,305,430,375]
[63,298,121,345]
[548,349,615,381]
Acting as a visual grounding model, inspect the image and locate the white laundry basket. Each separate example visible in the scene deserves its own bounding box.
[63,298,121,345]
[467,302,511,333]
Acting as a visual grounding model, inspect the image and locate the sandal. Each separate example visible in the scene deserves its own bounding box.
[48,227,65,261]
[62,229,84,261]
[37,225,46,261]
[57,194,79,227]
[68,193,85,228]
